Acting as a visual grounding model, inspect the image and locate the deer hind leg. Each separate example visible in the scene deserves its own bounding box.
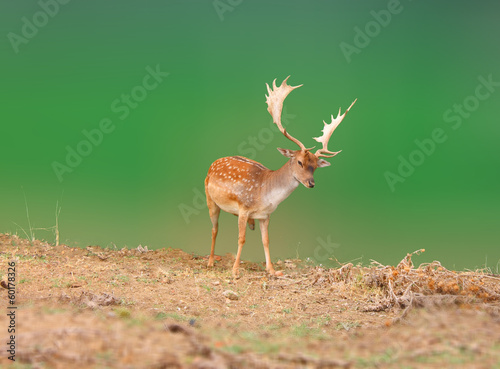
[233,215,254,230]
[233,211,249,278]
[259,217,276,275]
[206,192,220,268]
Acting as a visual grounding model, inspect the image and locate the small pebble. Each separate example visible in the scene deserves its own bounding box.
[222,290,239,300]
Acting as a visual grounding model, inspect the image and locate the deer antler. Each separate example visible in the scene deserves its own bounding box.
[265,76,306,150]
[314,99,357,158]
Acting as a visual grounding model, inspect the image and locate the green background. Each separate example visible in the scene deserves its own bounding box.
[1,0,499,270]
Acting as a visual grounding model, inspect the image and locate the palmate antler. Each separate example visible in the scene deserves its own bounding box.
[265,76,306,150]
[314,99,357,158]
[265,76,356,156]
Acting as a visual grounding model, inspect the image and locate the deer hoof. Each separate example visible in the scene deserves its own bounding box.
[274,271,284,276]
[267,269,281,276]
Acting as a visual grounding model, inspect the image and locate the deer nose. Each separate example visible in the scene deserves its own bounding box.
[307,179,315,188]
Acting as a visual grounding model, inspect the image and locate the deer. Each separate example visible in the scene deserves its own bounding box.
[205,76,356,277]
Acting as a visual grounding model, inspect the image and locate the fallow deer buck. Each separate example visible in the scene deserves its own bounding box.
[205,76,356,277]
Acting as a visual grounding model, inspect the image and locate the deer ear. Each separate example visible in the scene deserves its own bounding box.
[317,159,331,168]
[277,148,296,158]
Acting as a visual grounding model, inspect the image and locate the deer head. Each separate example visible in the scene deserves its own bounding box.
[265,76,356,189]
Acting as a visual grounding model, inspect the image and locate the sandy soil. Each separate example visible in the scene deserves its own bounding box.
[0,233,499,368]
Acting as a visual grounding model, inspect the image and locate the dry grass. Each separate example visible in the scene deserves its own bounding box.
[321,249,500,316]
[0,233,499,368]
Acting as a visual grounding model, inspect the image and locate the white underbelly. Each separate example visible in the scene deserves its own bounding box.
[218,202,239,216]
[216,201,272,219]
[249,211,271,220]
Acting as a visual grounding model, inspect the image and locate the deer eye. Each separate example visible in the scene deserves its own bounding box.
[297,161,303,167]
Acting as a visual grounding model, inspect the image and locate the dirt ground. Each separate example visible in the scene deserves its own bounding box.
[0,233,499,369]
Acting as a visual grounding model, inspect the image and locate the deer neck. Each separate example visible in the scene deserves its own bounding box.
[263,160,299,207]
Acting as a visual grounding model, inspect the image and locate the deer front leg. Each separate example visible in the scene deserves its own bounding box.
[233,212,249,278]
[259,217,276,275]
